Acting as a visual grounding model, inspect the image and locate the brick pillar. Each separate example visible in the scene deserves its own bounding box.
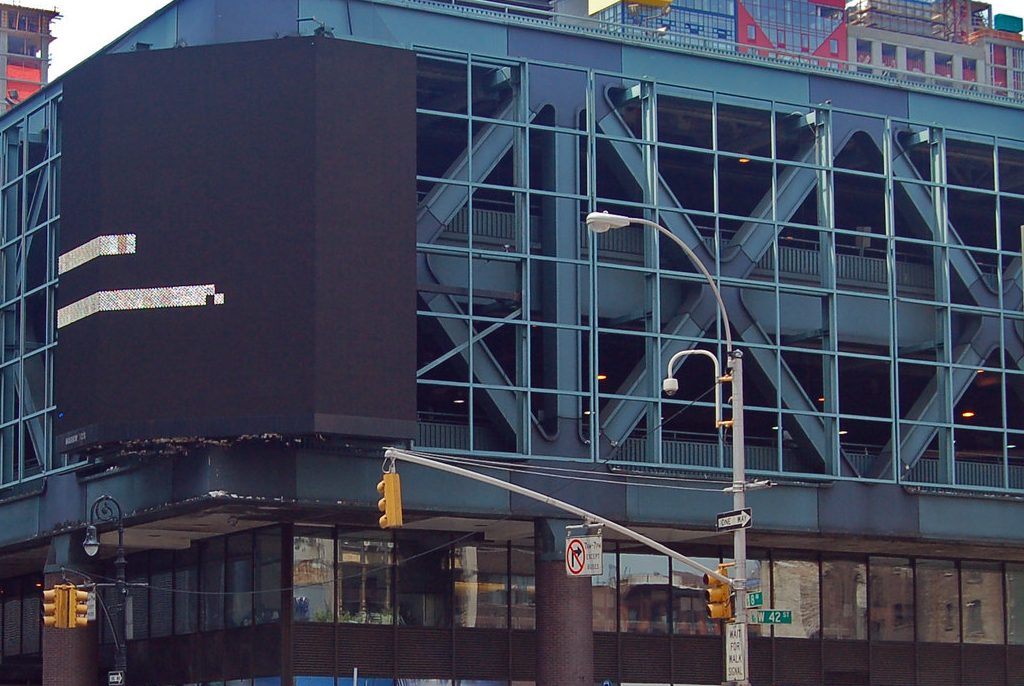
[535,519,593,686]
[42,571,98,686]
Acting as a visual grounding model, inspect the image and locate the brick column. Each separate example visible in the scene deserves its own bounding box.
[535,519,593,686]
[42,571,98,686]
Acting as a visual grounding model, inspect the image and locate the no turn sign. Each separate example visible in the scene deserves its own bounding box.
[565,534,602,576]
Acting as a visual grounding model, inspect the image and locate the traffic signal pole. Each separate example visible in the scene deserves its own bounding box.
[729,350,750,686]
[382,447,732,586]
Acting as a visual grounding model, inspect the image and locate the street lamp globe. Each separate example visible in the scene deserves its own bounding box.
[82,524,100,557]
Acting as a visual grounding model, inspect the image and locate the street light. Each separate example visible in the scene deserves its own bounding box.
[586,210,750,686]
[84,494,128,686]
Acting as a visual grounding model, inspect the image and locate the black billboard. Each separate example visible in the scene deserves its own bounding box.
[56,37,417,451]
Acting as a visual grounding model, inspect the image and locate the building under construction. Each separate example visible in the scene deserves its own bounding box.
[0,3,56,113]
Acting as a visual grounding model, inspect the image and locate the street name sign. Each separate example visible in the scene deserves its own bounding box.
[565,534,602,577]
[745,591,763,609]
[716,507,752,532]
[725,621,747,682]
[748,609,793,624]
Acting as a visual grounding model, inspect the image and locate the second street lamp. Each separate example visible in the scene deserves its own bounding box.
[586,211,751,686]
[84,494,129,686]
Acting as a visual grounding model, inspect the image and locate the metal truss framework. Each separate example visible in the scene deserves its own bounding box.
[413,53,1024,493]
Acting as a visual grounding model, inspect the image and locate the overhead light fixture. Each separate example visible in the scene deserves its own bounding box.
[597,373,608,381]
[771,425,778,430]
[738,157,751,164]
[976,369,985,374]
[1007,444,1017,449]
[817,396,825,402]
[961,410,976,418]
[838,430,848,435]
[453,399,466,405]
[583,410,591,416]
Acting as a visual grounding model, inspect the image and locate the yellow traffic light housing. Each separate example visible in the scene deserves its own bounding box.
[703,563,735,621]
[70,588,90,628]
[42,586,65,628]
[377,471,403,529]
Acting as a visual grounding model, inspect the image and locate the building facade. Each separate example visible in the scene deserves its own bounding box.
[1,0,1024,685]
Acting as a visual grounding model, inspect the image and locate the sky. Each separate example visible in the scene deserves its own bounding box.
[13,0,1024,79]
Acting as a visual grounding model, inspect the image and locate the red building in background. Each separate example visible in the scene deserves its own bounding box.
[737,0,847,64]
[0,4,57,113]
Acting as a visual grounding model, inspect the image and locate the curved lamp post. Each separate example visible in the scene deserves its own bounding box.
[84,495,128,685]
[586,211,750,686]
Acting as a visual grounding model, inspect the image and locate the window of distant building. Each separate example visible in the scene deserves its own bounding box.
[747,24,755,41]
[830,39,839,56]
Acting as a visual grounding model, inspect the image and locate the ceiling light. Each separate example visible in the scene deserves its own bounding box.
[976,369,984,374]
[738,157,751,164]
[817,396,825,402]
[583,410,591,416]
[1007,444,1017,449]
[597,373,608,381]
[453,399,466,405]
[771,425,778,430]
[961,410,975,418]
[838,430,848,435]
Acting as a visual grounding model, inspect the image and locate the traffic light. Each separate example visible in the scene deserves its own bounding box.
[703,563,734,621]
[69,588,90,628]
[376,471,403,529]
[42,585,66,628]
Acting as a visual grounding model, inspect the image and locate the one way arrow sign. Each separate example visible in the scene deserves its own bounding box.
[716,508,752,532]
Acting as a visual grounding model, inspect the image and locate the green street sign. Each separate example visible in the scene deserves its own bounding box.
[745,591,763,609]
[748,609,792,624]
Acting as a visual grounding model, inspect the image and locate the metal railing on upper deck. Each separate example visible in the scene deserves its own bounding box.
[396,0,1024,103]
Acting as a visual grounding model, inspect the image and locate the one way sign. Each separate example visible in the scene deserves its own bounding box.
[716,508,752,532]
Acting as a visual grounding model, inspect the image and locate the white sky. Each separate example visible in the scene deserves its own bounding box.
[9,0,1024,79]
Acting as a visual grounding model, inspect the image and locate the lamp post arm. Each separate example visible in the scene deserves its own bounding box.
[631,217,733,354]
[665,349,723,426]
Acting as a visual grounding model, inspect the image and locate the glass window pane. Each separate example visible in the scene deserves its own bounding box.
[916,559,959,643]
[150,550,173,638]
[510,545,534,630]
[593,546,617,632]
[397,532,451,627]
[772,558,820,638]
[338,531,393,625]
[672,555,722,636]
[962,562,1004,644]
[174,547,198,635]
[870,557,914,641]
[620,552,669,634]
[226,534,253,628]
[454,543,507,628]
[200,538,225,631]
[822,558,867,640]
[255,527,282,624]
[293,529,335,623]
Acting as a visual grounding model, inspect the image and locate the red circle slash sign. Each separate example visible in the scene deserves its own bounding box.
[566,538,586,575]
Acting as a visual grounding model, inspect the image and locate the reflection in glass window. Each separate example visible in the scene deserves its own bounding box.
[870,557,914,641]
[672,556,720,636]
[916,559,958,642]
[744,557,770,638]
[226,534,253,628]
[511,545,535,630]
[772,558,820,638]
[961,562,1004,644]
[593,545,617,632]
[822,558,866,640]
[397,532,451,627]
[293,529,335,623]
[454,543,507,628]
[200,538,225,631]
[174,547,198,635]
[339,532,393,625]
[620,552,669,634]
[255,527,282,623]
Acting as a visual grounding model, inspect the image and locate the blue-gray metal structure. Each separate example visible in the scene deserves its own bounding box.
[0,0,1023,502]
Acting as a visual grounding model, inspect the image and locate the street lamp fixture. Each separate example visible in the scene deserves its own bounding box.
[586,210,751,686]
[84,495,128,686]
[82,525,100,557]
